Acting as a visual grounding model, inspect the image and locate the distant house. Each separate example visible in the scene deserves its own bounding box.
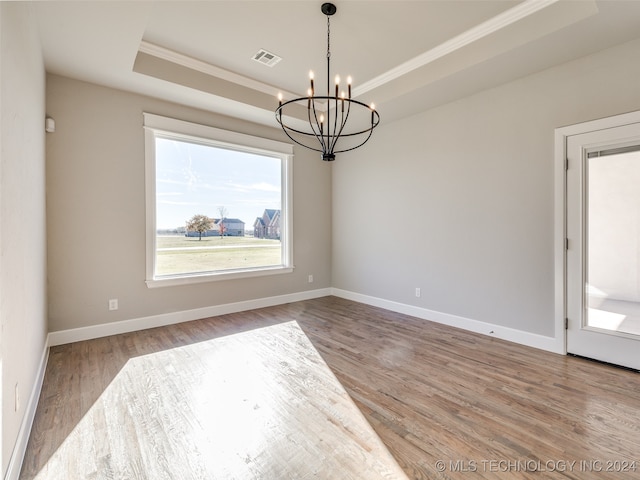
[215,218,245,237]
[253,209,280,239]
[185,218,245,237]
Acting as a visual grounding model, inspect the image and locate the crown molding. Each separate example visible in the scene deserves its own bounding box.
[354,0,561,97]
[138,40,298,101]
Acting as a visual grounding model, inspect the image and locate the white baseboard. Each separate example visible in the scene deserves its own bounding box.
[331,288,564,354]
[50,286,564,353]
[48,288,332,346]
[4,337,50,480]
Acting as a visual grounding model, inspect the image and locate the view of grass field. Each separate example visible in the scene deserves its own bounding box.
[155,235,282,276]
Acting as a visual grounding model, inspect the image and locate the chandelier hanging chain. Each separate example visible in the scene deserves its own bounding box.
[327,15,331,62]
[275,2,380,161]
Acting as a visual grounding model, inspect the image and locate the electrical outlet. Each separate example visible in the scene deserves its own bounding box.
[15,383,20,412]
[108,299,118,311]
[308,274,314,283]
[415,287,421,298]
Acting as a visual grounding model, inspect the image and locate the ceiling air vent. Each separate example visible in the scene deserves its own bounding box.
[252,49,282,67]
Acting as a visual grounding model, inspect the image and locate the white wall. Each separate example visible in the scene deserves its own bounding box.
[0,3,48,477]
[332,38,640,339]
[46,75,332,333]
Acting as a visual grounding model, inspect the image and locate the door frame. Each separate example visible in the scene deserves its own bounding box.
[554,110,640,356]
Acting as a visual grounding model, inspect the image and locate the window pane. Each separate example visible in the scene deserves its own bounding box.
[154,137,283,277]
[587,149,640,336]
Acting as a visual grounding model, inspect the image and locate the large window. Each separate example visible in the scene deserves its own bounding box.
[144,113,293,287]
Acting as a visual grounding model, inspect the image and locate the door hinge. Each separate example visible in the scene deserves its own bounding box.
[565,238,569,250]
[565,157,569,170]
[565,318,569,330]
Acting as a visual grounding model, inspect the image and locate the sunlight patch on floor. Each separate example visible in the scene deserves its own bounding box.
[32,321,407,480]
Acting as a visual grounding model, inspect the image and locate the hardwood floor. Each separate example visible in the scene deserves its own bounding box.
[21,296,640,479]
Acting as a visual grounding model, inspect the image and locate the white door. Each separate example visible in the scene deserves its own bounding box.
[566,121,640,370]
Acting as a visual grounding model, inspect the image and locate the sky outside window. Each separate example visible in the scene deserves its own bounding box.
[155,137,281,230]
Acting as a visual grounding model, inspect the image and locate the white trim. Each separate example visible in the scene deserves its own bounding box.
[143,113,293,155]
[555,110,640,137]
[144,118,158,284]
[146,266,295,288]
[281,147,293,271]
[143,113,294,286]
[47,287,565,352]
[48,288,332,346]
[553,110,640,357]
[554,128,569,354]
[354,0,560,97]
[331,288,564,354]
[4,338,50,480]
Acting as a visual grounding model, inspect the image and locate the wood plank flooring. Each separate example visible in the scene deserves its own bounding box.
[21,296,640,479]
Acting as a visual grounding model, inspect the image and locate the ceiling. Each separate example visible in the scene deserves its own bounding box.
[34,1,640,127]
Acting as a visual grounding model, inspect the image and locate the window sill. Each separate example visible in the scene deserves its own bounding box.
[146,266,294,288]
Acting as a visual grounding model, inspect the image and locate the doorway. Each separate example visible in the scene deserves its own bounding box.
[560,112,640,370]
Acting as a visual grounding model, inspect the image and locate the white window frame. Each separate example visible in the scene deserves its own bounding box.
[144,113,294,288]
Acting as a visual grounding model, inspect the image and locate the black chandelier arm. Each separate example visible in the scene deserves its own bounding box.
[277,96,378,132]
[332,126,374,154]
[276,115,377,155]
[280,126,325,153]
[276,107,379,138]
[276,94,380,155]
[275,99,324,138]
[326,98,343,153]
[333,108,380,138]
[326,103,378,154]
[330,96,352,153]
[309,97,328,153]
[276,114,325,153]
[277,121,373,155]
[276,114,377,155]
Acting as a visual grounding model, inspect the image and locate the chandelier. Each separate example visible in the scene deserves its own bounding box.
[275,2,380,161]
